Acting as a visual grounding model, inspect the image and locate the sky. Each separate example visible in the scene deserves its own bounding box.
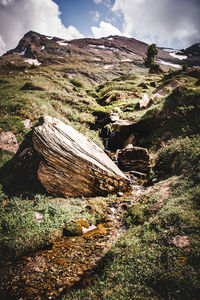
[0,0,200,56]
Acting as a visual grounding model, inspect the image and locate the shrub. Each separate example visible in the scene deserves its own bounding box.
[69,78,84,88]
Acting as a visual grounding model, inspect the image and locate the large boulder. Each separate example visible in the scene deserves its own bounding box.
[32,115,130,197]
[117,147,151,176]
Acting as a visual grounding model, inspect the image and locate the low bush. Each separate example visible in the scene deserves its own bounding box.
[69,78,84,88]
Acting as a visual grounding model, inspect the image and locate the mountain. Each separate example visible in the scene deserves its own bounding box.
[2,30,195,84]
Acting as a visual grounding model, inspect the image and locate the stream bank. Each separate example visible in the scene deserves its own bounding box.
[0,182,145,300]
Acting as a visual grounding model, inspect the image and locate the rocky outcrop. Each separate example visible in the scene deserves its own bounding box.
[117,147,151,176]
[32,116,130,197]
[101,92,139,106]
[0,132,19,153]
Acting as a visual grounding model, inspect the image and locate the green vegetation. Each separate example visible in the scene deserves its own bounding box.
[64,70,200,299]
[69,78,85,88]
[0,191,113,259]
[144,43,158,68]
[0,53,199,299]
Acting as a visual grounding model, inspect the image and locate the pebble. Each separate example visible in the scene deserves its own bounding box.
[117,192,124,197]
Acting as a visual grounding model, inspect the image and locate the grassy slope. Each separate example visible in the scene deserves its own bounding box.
[65,70,200,299]
[0,58,200,298]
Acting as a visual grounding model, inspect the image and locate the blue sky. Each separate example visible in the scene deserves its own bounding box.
[53,0,120,37]
[0,0,200,55]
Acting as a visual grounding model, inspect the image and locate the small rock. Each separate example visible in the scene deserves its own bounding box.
[0,132,19,153]
[110,112,119,122]
[172,235,190,248]
[117,192,124,197]
[113,107,122,114]
[63,221,83,236]
[139,93,151,108]
[34,211,43,223]
[22,119,31,129]
[152,178,158,183]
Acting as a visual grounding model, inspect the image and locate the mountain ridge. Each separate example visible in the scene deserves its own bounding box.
[3,30,196,71]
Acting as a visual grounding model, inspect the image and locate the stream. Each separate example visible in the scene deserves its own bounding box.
[0,181,144,300]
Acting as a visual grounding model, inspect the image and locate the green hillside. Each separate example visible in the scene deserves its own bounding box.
[0,48,200,299]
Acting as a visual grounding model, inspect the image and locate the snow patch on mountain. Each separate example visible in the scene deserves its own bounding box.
[157,59,181,69]
[25,58,41,66]
[19,48,27,56]
[170,52,187,60]
[56,40,68,46]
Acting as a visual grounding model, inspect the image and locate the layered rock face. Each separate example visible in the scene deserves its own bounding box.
[117,147,151,176]
[32,116,130,197]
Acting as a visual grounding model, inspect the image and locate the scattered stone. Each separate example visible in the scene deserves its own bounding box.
[152,178,158,183]
[139,93,151,108]
[82,224,97,234]
[34,211,43,223]
[0,132,19,153]
[113,107,122,114]
[110,112,119,122]
[22,119,31,129]
[117,192,124,197]
[117,147,151,175]
[63,221,83,236]
[172,235,190,248]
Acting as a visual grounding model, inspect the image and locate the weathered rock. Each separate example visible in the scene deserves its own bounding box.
[117,147,151,175]
[22,119,31,129]
[139,93,151,108]
[110,112,119,122]
[33,115,130,197]
[102,92,140,106]
[0,132,19,153]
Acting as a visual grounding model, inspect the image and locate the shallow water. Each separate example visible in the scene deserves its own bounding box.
[0,186,143,299]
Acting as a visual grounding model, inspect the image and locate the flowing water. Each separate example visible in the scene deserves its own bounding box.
[0,184,144,299]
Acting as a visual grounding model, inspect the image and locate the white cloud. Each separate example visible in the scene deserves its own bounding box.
[0,0,84,56]
[0,0,14,5]
[112,0,200,48]
[91,21,122,38]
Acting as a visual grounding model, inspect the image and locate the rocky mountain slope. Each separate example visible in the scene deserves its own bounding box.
[0,31,200,299]
[2,31,195,84]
